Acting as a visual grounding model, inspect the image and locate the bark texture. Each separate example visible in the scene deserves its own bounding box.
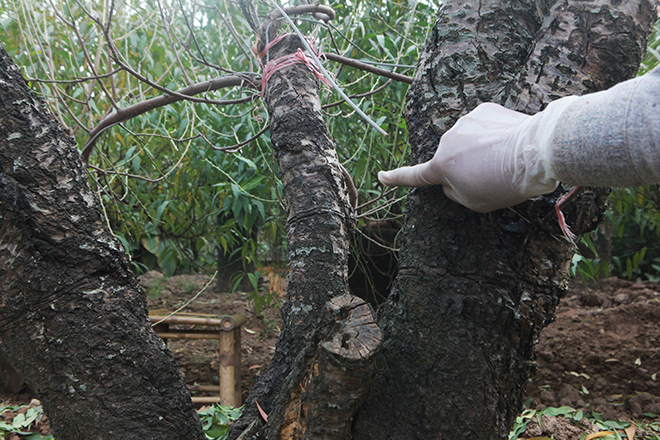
[0,46,204,440]
[352,1,656,439]
[229,29,381,439]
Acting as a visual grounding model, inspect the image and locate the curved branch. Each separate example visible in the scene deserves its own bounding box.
[81,75,259,162]
[268,4,337,22]
[323,53,413,84]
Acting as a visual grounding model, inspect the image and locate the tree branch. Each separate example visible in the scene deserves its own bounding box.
[322,53,413,84]
[266,4,337,22]
[81,75,259,162]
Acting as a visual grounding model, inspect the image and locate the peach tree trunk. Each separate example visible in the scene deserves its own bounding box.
[0,46,205,440]
[352,1,656,439]
[227,20,382,440]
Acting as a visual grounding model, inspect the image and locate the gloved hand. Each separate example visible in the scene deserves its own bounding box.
[378,99,578,212]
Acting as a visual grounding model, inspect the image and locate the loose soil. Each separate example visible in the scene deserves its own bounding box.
[3,273,660,439]
[522,277,660,439]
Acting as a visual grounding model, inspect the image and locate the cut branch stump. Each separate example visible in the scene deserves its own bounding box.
[279,294,382,440]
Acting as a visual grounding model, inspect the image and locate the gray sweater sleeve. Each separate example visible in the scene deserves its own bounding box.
[550,66,660,187]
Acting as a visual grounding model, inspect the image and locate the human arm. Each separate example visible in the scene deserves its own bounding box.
[379,66,660,212]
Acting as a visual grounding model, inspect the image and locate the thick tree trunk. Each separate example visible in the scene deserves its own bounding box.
[352,1,656,439]
[0,46,205,440]
[229,28,381,440]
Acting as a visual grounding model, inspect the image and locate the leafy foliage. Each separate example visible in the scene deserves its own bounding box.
[509,406,643,440]
[0,0,433,282]
[0,404,52,440]
[198,404,242,440]
[0,402,240,440]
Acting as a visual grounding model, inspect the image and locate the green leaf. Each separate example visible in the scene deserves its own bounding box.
[12,412,26,428]
[235,155,257,172]
[155,200,171,224]
[247,271,260,291]
[141,236,160,255]
[542,406,575,417]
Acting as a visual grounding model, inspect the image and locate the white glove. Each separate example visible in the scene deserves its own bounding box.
[378,99,578,213]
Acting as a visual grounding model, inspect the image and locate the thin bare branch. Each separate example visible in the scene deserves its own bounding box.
[156,0,192,85]
[357,194,407,219]
[216,4,255,71]
[87,163,169,183]
[356,186,398,212]
[27,67,125,84]
[267,4,336,22]
[209,124,270,152]
[81,75,259,162]
[322,78,394,110]
[355,226,399,252]
[323,53,413,84]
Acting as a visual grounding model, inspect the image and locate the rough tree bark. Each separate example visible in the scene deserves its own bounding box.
[352,1,657,439]
[0,46,205,440]
[228,12,382,440]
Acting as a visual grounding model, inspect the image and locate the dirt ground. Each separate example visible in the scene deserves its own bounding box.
[3,273,660,439]
[522,277,660,438]
[141,272,660,438]
[139,270,283,403]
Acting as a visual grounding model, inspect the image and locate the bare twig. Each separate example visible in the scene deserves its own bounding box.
[357,194,407,219]
[355,226,400,252]
[322,53,413,84]
[266,3,336,22]
[209,124,270,152]
[322,79,393,110]
[26,68,124,84]
[156,0,192,85]
[63,0,120,112]
[238,0,260,34]
[216,4,255,71]
[356,186,398,212]
[88,163,170,183]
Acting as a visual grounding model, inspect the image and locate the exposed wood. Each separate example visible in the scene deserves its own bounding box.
[152,331,222,339]
[298,294,382,440]
[149,314,247,330]
[191,396,224,404]
[189,385,221,392]
[220,329,243,406]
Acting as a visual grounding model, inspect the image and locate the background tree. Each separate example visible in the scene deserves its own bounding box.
[1,0,427,285]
